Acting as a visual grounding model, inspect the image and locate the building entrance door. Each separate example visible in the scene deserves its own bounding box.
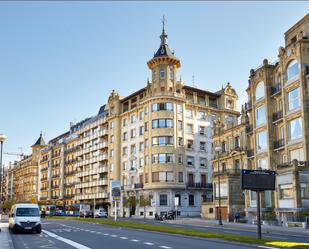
[216,207,227,221]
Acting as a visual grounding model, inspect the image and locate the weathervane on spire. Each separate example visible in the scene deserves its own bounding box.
[162,14,166,31]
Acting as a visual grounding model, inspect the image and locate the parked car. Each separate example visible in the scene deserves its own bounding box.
[9,204,41,234]
[84,210,94,218]
[95,209,107,218]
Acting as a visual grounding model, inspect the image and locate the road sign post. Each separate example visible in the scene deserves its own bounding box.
[240,170,275,239]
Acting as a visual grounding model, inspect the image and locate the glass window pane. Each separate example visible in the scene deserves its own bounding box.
[289,117,302,140]
[287,60,298,80]
[255,82,264,100]
[256,106,266,126]
[166,119,173,128]
[257,131,267,150]
[158,137,165,145]
[159,154,166,163]
[152,120,158,129]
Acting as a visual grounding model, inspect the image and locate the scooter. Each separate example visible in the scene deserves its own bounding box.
[154,213,165,221]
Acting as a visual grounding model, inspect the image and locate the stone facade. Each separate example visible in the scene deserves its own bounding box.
[244,13,309,225]
[7,134,45,202]
[202,105,248,221]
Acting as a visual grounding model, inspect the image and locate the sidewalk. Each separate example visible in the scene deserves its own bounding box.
[166,218,309,236]
[0,215,14,249]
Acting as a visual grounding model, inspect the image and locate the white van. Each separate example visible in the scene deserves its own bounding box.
[9,204,41,234]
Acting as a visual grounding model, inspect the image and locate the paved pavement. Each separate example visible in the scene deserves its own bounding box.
[165,217,309,236]
[0,215,14,249]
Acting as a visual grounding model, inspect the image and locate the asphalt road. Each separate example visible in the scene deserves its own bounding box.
[10,219,263,249]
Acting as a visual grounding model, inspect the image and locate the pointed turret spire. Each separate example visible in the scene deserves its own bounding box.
[160,15,168,45]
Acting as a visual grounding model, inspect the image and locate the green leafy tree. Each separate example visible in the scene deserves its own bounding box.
[139,195,151,219]
[2,201,15,213]
[123,196,138,216]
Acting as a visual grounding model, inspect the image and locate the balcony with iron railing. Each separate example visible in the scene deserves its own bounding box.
[134,183,144,189]
[246,124,253,134]
[41,167,48,172]
[64,194,75,198]
[202,197,213,202]
[40,157,49,163]
[51,195,59,199]
[52,163,60,168]
[187,182,213,188]
[51,185,59,189]
[246,149,254,158]
[209,102,217,108]
[273,110,283,123]
[245,100,252,111]
[215,196,228,200]
[274,139,284,150]
[40,197,47,200]
[271,83,282,96]
[65,158,78,165]
[212,169,240,178]
[64,170,77,176]
[52,174,60,179]
[198,100,206,106]
[41,177,48,181]
[40,187,48,191]
[52,153,60,159]
[65,146,78,154]
[64,182,76,187]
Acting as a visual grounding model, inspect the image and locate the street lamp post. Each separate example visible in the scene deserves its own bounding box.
[0,134,7,212]
[122,173,125,218]
[215,145,222,226]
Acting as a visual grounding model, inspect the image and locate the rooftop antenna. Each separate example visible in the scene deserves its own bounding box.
[192,76,195,87]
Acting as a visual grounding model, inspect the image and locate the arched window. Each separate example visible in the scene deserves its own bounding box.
[154,71,157,80]
[169,69,173,79]
[160,69,165,78]
[287,60,298,80]
[255,81,264,101]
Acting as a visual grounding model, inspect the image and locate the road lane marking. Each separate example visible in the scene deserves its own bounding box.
[144,242,155,245]
[103,233,109,235]
[159,247,172,249]
[96,232,101,234]
[111,235,118,237]
[223,230,241,234]
[131,239,140,242]
[120,237,128,239]
[42,230,91,249]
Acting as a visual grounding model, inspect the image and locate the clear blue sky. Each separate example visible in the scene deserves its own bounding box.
[1,2,308,166]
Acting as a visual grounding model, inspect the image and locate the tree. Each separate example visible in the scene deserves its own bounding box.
[123,196,138,216]
[139,195,151,219]
[2,201,15,213]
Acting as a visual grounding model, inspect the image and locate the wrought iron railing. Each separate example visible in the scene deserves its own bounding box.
[187,182,213,188]
[245,100,252,110]
[273,110,283,122]
[246,149,254,158]
[246,124,253,134]
[271,83,282,96]
[274,139,284,149]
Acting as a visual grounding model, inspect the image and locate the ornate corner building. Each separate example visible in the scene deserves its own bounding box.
[107,22,239,217]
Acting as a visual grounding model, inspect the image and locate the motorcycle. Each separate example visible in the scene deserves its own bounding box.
[154,213,165,221]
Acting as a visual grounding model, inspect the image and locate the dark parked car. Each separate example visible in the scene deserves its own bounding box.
[84,211,94,218]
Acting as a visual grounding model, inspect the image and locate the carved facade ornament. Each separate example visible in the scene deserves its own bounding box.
[287,49,292,57]
[285,81,300,93]
[256,72,260,79]
[286,111,301,121]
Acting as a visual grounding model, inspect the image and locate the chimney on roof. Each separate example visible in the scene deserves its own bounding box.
[70,122,74,128]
